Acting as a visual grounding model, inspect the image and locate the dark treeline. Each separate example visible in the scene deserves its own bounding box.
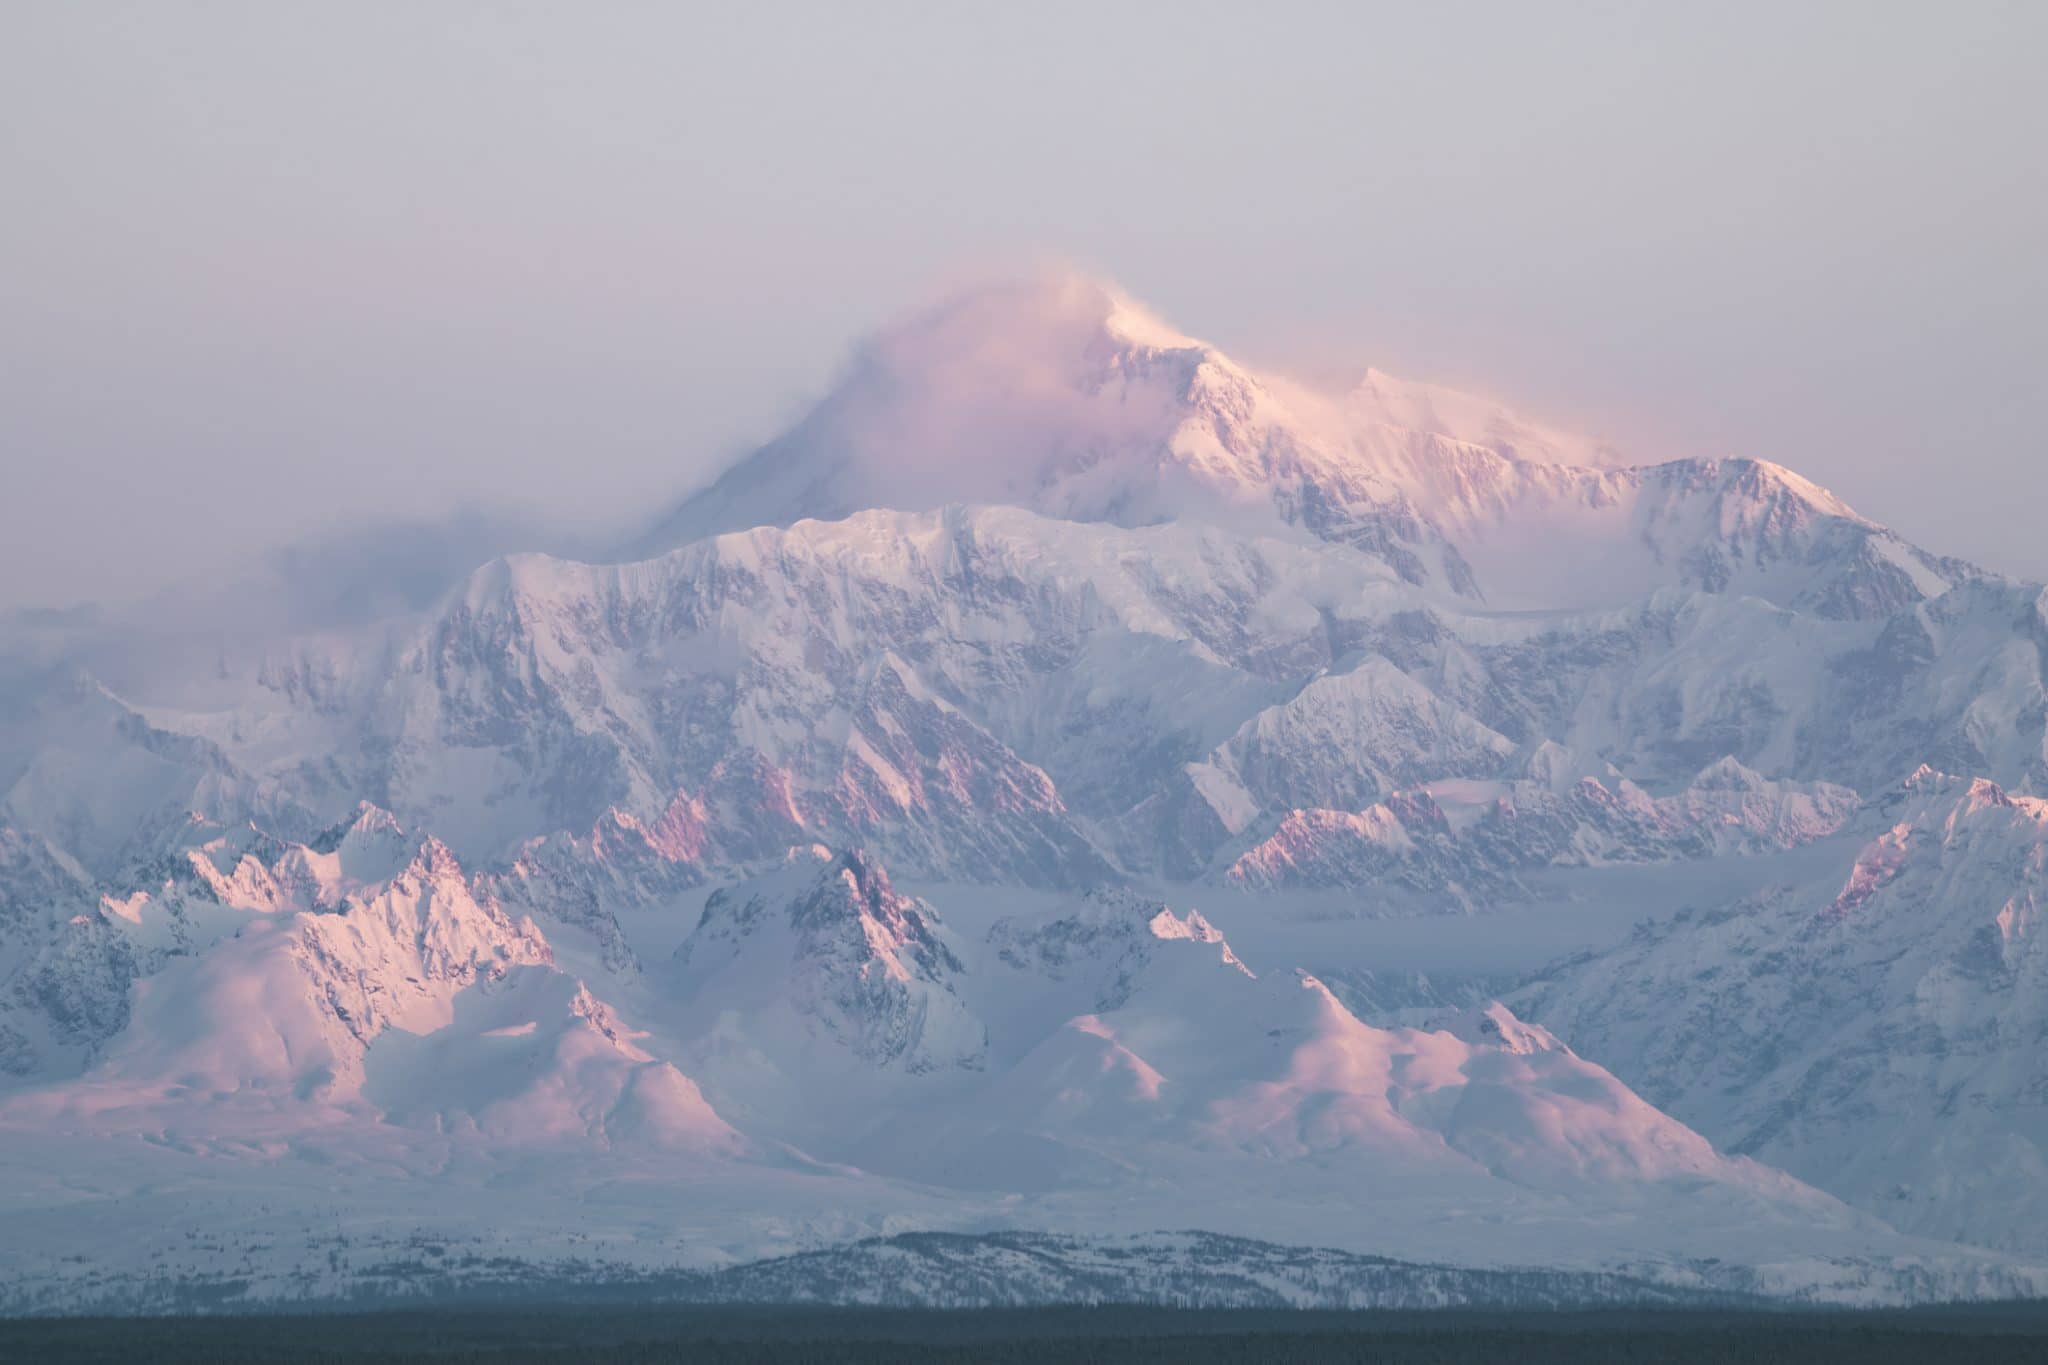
[7,1304,2048,1364]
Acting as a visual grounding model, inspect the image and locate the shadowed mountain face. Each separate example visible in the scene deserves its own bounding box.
[2,275,2046,1310]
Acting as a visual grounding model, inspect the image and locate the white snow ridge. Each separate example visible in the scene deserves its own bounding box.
[4,273,2048,1311]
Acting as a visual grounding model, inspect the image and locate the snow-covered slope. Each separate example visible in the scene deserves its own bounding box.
[1225,755,1859,898]
[161,503,2041,890]
[634,270,1974,621]
[0,821,118,1077]
[485,798,711,973]
[963,889,1832,1202]
[20,278,2027,883]
[360,964,740,1152]
[3,275,2047,1308]
[667,846,987,1132]
[1520,768,2048,1253]
[4,812,537,1100]
[0,669,310,880]
[1424,454,1975,618]
[654,861,1853,1242]
[630,273,1475,595]
[0,803,748,1158]
[12,838,2018,1309]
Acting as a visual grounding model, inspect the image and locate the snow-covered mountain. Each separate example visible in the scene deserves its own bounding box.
[14,838,2031,1311]
[0,669,312,880]
[3,271,2046,1309]
[8,277,2035,893]
[959,887,1821,1202]
[1224,754,1860,899]
[629,273,1974,622]
[629,274,1476,597]
[668,846,988,1133]
[134,501,2040,893]
[1518,767,2048,1255]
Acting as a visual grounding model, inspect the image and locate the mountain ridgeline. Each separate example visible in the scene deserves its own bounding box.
[2,273,2045,1311]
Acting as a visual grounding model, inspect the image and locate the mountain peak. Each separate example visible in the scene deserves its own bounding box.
[629,277,1962,617]
[895,269,1204,358]
[1448,1001,1568,1056]
[1145,904,1230,950]
[630,272,1256,558]
[309,800,405,851]
[673,847,985,1075]
[680,844,965,988]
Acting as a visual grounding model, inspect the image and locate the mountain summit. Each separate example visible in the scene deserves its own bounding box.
[633,270,1472,589]
[635,273,1970,614]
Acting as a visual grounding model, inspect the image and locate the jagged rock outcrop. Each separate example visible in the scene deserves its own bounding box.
[674,846,987,1076]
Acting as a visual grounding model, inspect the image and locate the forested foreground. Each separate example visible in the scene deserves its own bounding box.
[8,1304,2048,1363]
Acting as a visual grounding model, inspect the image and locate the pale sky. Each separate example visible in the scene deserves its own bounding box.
[3,1,2044,610]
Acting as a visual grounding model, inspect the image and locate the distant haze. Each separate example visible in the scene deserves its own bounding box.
[3,1,2043,610]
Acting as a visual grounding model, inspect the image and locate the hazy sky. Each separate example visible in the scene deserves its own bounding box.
[4,2,2044,610]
